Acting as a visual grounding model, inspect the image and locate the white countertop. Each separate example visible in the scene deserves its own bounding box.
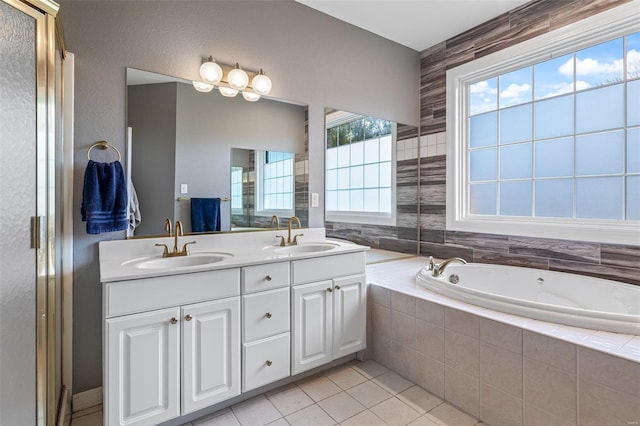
[99,228,368,283]
[367,257,640,363]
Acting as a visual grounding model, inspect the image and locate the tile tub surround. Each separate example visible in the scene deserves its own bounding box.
[366,258,640,425]
[418,0,639,288]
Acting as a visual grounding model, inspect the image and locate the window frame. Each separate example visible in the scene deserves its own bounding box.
[255,150,295,218]
[324,119,397,226]
[446,2,640,245]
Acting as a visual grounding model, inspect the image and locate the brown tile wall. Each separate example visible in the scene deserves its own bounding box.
[419,0,639,286]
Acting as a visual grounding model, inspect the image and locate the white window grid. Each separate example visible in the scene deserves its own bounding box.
[231,166,243,211]
[466,31,639,221]
[257,151,294,214]
[446,2,640,245]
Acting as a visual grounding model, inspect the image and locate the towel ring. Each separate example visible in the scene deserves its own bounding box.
[88,140,121,162]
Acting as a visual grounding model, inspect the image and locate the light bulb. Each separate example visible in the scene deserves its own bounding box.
[228,63,249,90]
[199,56,223,84]
[192,81,214,92]
[251,69,272,95]
[242,91,261,102]
[218,86,239,97]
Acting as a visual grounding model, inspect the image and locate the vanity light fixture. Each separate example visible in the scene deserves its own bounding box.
[251,69,272,95]
[199,56,223,84]
[194,56,273,100]
[219,86,239,97]
[192,81,214,93]
[242,91,261,102]
[227,63,249,90]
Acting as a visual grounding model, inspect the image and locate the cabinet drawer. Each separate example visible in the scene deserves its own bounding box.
[104,268,240,318]
[242,333,290,392]
[291,252,366,285]
[242,288,290,342]
[242,262,290,293]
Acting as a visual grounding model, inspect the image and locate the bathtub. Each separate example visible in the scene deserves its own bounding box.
[415,263,640,335]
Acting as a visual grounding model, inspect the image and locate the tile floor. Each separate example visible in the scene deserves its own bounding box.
[71,360,484,426]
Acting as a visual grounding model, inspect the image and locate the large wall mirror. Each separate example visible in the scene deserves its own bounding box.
[126,68,309,237]
[324,108,419,254]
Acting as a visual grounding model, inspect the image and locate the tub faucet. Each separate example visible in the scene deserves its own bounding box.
[432,257,467,277]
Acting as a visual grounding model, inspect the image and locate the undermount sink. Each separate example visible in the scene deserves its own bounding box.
[123,252,233,270]
[272,242,339,255]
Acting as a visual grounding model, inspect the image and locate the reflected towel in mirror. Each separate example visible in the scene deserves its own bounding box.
[191,197,221,232]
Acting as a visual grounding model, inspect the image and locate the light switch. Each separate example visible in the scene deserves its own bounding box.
[311,192,319,207]
[180,184,188,194]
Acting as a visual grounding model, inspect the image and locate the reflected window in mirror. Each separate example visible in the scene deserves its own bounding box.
[231,166,244,213]
[325,111,396,225]
[257,150,294,215]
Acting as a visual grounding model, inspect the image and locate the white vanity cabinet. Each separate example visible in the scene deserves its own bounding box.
[241,262,291,392]
[291,252,367,375]
[104,268,241,426]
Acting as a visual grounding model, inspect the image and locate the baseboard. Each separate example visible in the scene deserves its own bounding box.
[72,387,102,413]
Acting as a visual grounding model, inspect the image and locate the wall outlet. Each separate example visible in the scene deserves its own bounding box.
[311,192,319,207]
[180,184,188,194]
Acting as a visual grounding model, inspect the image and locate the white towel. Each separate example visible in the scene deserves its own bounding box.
[128,182,141,233]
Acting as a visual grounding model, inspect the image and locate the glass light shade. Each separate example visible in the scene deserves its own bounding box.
[192,81,214,92]
[199,57,223,84]
[218,86,239,97]
[251,69,272,95]
[228,63,249,90]
[242,91,261,102]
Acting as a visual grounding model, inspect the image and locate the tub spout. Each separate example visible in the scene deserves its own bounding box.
[432,257,467,277]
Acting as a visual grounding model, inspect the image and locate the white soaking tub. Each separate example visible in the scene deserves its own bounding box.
[416,263,640,335]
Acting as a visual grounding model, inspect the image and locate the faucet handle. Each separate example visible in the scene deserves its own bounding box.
[427,256,435,271]
[164,218,173,236]
[155,243,170,257]
[181,241,196,254]
[292,233,304,245]
[275,235,286,247]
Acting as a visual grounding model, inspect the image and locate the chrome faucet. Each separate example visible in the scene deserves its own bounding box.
[156,219,196,257]
[428,256,467,277]
[287,216,303,245]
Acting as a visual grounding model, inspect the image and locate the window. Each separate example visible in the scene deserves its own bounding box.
[447,3,640,244]
[231,166,243,212]
[325,111,395,225]
[256,150,294,215]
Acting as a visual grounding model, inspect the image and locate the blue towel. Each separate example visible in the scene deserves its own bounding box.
[81,160,128,234]
[191,198,221,232]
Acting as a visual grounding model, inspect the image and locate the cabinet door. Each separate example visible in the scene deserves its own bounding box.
[106,308,180,426]
[182,297,240,415]
[291,281,333,375]
[333,274,367,359]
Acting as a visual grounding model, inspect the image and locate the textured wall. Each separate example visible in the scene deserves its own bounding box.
[418,0,640,285]
[59,0,419,392]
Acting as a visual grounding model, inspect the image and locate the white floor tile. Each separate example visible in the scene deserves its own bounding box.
[351,360,389,379]
[268,385,314,416]
[298,376,343,402]
[346,380,393,408]
[318,392,366,423]
[286,404,336,426]
[372,371,414,395]
[231,395,282,426]
[397,386,442,414]
[424,403,477,426]
[370,397,421,426]
[340,409,387,426]
[326,366,368,390]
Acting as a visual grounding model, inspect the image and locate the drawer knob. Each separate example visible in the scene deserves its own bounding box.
[265,275,272,281]
[265,312,272,319]
[170,317,178,324]
[335,285,341,290]
[266,360,273,367]
[185,314,193,321]
[327,288,333,293]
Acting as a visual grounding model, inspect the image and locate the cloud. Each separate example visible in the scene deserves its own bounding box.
[559,56,623,77]
[470,80,497,95]
[500,83,531,99]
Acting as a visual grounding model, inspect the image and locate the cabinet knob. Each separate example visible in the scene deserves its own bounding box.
[265,275,272,281]
[185,314,193,321]
[266,360,273,367]
[335,285,341,290]
[170,317,178,324]
[265,312,272,319]
[327,288,333,293]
